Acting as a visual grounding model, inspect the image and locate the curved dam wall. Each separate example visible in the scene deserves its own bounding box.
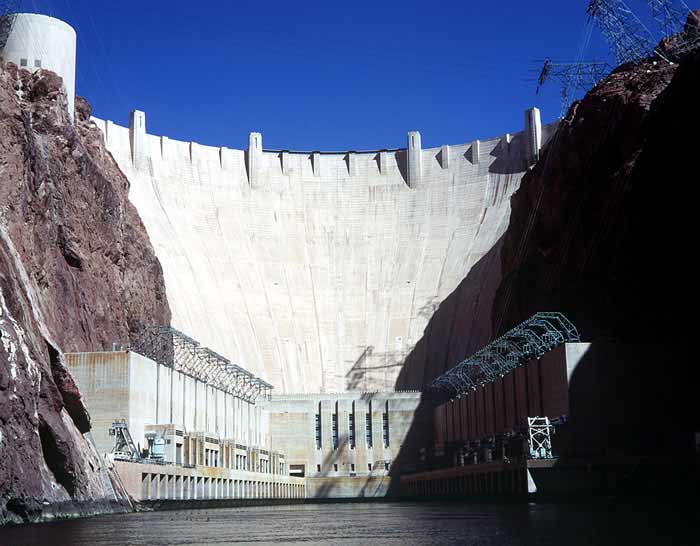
[92,111,557,393]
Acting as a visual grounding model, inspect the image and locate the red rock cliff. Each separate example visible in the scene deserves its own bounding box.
[490,30,698,454]
[0,64,170,524]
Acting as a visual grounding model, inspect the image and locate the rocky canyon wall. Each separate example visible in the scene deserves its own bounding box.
[0,63,170,524]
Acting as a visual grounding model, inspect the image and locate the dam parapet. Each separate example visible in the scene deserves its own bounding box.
[91,108,557,191]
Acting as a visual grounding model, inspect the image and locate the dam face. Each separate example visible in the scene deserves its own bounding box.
[93,113,556,393]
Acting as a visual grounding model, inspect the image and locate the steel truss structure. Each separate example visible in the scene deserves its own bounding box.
[132,326,273,403]
[429,312,580,399]
[536,59,611,115]
[109,419,140,460]
[648,0,689,35]
[527,417,554,459]
[587,0,657,64]
[648,0,700,60]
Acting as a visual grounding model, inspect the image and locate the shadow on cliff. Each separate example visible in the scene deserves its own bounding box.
[386,45,700,497]
[535,341,695,496]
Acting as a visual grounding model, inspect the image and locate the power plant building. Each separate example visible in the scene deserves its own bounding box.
[66,345,307,501]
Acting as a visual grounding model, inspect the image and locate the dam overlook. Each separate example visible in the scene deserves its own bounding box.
[0,2,697,539]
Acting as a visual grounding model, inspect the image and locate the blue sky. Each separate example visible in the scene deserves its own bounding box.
[11,0,690,149]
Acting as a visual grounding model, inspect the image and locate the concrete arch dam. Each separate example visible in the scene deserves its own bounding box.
[92,110,556,393]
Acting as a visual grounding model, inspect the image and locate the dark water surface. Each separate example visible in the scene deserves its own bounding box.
[0,501,695,546]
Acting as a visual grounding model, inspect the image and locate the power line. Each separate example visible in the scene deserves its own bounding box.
[534,59,610,116]
[648,0,690,35]
[648,1,700,60]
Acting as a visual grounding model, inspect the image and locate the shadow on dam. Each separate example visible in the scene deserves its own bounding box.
[312,48,700,497]
[378,160,697,499]
[307,230,514,498]
[379,224,695,496]
[382,233,508,496]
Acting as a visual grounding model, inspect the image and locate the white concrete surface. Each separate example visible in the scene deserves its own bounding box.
[0,13,77,118]
[91,111,557,394]
[115,460,306,501]
[262,391,422,495]
[525,107,542,164]
[65,351,268,455]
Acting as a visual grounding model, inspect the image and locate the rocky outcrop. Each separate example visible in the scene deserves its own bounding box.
[0,63,170,524]
[495,42,697,344]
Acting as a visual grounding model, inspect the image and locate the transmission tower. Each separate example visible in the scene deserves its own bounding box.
[535,59,610,116]
[647,1,700,59]
[587,0,657,64]
[648,0,694,35]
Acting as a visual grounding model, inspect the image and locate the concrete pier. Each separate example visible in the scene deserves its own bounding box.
[129,110,148,170]
[247,132,263,186]
[525,107,542,164]
[407,130,422,187]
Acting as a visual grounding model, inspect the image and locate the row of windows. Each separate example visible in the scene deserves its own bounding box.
[315,401,390,450]
[349,412,356,449]
[315,462,390,472]
[18,58,42,68]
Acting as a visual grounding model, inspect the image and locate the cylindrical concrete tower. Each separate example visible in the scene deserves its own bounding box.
[0,13,77,119]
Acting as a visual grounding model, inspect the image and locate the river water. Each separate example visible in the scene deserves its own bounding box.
[0,501,694,546]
